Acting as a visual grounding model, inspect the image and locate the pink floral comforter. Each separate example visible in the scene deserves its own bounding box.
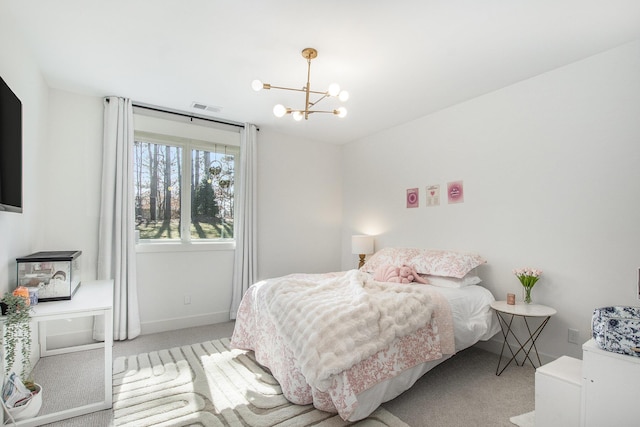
[230,271,455,420]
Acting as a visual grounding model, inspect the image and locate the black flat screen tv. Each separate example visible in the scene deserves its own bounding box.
[0,75,22,213]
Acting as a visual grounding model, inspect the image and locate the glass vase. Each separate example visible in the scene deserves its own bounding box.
[523,286,533,304]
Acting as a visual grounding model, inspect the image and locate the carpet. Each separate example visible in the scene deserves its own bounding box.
[509,410,535,427]
[113,337,409,426]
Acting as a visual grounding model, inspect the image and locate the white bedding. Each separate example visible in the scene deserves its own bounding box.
[434,284,501,351]
[348,283,500,420]
[231,272,499,421]
[263,269,436,391]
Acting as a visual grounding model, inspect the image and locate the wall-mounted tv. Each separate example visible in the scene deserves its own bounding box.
[0,75,22,213]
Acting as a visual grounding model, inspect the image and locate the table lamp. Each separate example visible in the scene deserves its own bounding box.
[351,235,374,269]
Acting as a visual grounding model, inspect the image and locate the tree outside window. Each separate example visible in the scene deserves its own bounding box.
[133,133,236,241]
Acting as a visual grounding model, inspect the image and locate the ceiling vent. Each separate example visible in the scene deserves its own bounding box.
[191,102,222,113]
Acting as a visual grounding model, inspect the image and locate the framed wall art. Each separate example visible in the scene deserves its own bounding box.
[426,184,440,206]
[447,181,464,204]
[406,188,419,208]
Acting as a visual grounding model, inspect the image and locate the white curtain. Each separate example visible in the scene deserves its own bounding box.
[94,96,141,340]
[230,123,258,319]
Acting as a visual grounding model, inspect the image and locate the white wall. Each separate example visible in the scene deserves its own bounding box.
[41,90,103,278]
[136,247,235,334]
[257,129,343,279]
[341,40,640,360]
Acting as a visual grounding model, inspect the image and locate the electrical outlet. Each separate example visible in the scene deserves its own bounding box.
[568,328,580,344]
[184,295,191,305]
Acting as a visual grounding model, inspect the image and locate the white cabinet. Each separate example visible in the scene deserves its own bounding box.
[581,339,640,426]
[535,356,582,427]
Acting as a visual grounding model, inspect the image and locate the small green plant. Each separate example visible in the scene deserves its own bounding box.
[1,293,33,384]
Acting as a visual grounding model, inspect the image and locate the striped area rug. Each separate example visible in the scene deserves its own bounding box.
[113,338,408,426]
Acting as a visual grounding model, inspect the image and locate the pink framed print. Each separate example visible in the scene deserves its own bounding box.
[406,188,419,208]
[447,180,464,204]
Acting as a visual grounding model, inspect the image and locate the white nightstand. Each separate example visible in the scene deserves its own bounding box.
[490,301,557,375]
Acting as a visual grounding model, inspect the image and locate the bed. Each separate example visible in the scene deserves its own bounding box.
[230,248,500,421]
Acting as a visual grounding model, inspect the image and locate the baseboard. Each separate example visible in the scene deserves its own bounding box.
[43,312,231,348]
[140,311,231,335]
[44,329,98,352]
[474,337,556,366]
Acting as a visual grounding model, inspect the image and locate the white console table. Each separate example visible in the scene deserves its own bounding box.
[3,280,113,426]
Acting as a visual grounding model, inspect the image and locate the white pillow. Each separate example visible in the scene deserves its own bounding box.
[424,274,482,288]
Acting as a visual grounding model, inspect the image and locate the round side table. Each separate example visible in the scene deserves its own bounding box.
[491,300,557,376]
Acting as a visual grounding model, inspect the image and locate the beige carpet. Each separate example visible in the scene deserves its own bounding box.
[112,337,408,426]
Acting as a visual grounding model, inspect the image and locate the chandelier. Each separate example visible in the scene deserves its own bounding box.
[251,48,349,121]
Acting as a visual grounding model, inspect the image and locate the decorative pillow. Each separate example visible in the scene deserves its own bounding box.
[362,247,486,279]
[423,273,482,289]
[361,247,421,273]
[409,249,486,278]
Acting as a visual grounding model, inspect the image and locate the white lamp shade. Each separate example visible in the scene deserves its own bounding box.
[351,235,374,255]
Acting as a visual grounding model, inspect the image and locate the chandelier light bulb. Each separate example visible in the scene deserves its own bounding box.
[251,79,264,92]
[273,104,287,118]
[328,83,341,97]
[253,48,349,121]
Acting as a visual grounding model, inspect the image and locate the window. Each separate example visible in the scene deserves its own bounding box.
[132,110,240,243]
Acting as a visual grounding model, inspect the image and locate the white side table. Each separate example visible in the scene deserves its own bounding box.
[491,301,556,376]
[3,280,113,427]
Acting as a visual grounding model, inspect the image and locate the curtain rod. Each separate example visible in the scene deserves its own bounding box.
[132,102,248,129]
